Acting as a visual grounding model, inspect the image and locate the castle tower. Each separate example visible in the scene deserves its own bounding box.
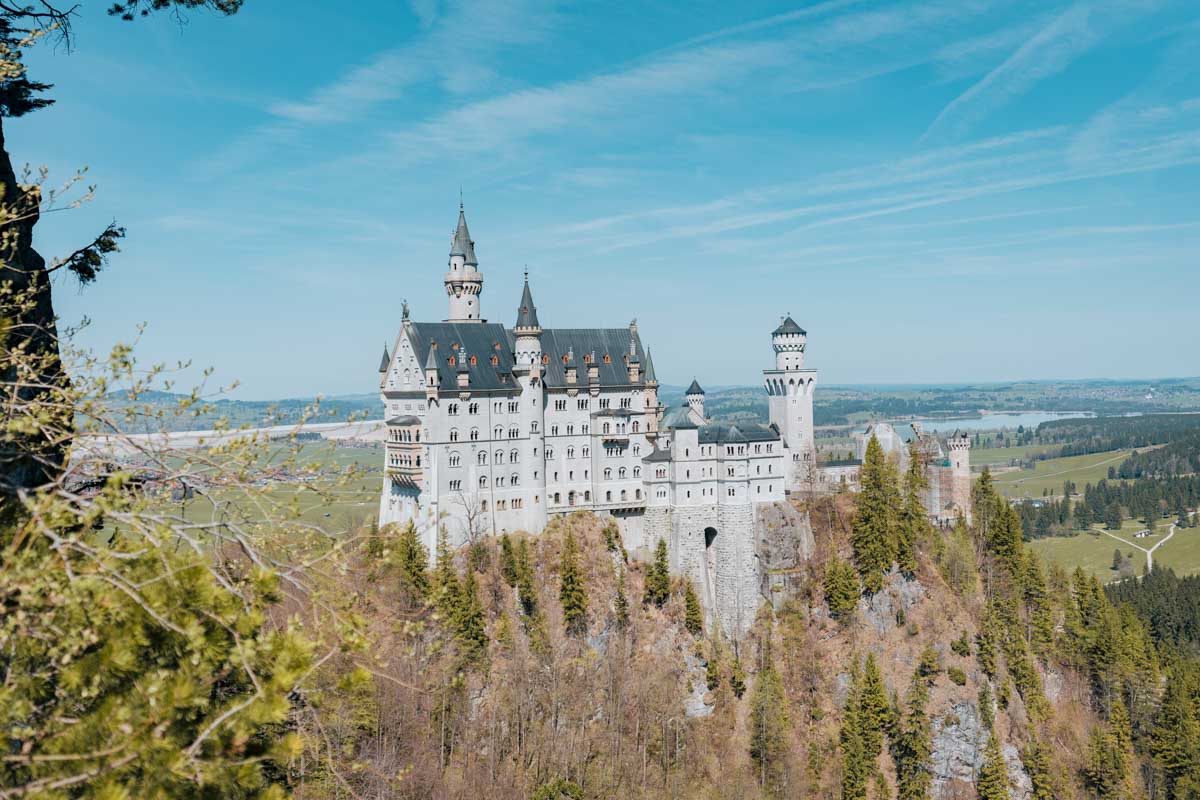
[512,275,549,531]
[445,203,484,322]
[946,430,972,522]
[764,315,817,478]
[643,348,660,440]
[685,379,705,421]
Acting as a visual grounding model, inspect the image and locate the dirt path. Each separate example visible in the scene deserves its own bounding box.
[1099,520,1178,572]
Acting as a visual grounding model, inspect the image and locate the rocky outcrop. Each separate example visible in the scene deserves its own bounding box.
[756,501,815,608]
[858,570,926,636]
[931,702,986,799]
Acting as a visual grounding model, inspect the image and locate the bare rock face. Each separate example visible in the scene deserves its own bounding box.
[858,570,926,636]
[931,702,986,799]
[683,651,715,718]
[1003,743,1033,800]
[756,502,815,605]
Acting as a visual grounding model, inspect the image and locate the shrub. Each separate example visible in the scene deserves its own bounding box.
[948,667,967,686]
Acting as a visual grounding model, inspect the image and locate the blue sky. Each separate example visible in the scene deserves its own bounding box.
[13,0,1200,398]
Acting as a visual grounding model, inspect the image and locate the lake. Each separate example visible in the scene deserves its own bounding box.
[895,411,1093,433]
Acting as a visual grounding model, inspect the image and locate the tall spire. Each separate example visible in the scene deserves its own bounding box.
[378,342,390,373]
[449,203,478,266]
[424,343,439,371]
[643,349,657,383]
[515,272,540,329]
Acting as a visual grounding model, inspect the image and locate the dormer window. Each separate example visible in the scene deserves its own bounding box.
[448,356,456,367]
[491,355,499,366]
[469,355,477,366]
[603,353,611,364]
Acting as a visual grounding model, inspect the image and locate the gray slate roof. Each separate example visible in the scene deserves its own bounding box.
[773,316,806,336]
[539,328,647,389]
[662,405,697,430]
[643,348,657,383]
[449,206,478,266]
[685,379,705,395]
[408,322,516,391]
[515,278,540,329]
[642,447,673,462]
[698,421,779,444]
[378,343,390,372]
[386,415,421,425]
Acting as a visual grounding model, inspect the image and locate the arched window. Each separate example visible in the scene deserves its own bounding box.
[469,428,479,441]
[479,475,487,488]
[448,403,459,415]
[635,488,642,499]
[567,446,575,459]
[605,491,612,502]
[633,466,641,477]
[620,489,627,501]
[494,426,503,439]
[477,451,487,465]
[632,421,639,433]
[449,429,459,442]
[509,427,519,439]
[449,452,461,467]
[619,467,627,479]
[495,449,504,464]
[604,468,612,480]
[511,473,519,486]
[510,449,519,463]
[603,422,611,434]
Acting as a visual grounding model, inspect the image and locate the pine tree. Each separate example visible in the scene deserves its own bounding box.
[395,521,429,600]
[684,578,704,636]
[825,557,861,621]
[840,658,869,800]
[614,568,630,630]
[1021,736,1055,800]
[857,653,892,758]
[706,650,721,690]
[976,732,1009,800]
[898,442,932,577]
[894,668,933,800]
[731,656,747,699]
[433,528,462,620]
[853,435,901,593]
[1152,671,1200,797]
[559,528,589,636]
[750,637,790,794]
[516,537,538,618]
[1022,556,1054,657]
[500,533,519,586]
[644,537,671,607]
[454,567,488,665]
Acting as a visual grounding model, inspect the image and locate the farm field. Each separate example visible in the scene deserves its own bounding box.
[1029,517,1198,582]
[969,443,1061,467]
[992,449,1131,498]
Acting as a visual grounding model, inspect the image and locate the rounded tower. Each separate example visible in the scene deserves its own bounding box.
[513,272,542,369]
[445,202,484,322]
[685,378,705,421]
[512,274,548,531]
[772,315,806,370]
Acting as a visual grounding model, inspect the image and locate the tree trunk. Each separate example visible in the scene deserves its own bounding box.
[0,112,72,522]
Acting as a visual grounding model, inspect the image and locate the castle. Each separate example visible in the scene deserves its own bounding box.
[377,205,966,632]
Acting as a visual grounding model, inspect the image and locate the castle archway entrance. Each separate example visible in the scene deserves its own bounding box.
[703,526,719,620]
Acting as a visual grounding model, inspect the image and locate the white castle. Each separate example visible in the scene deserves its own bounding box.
[377,205,962,632]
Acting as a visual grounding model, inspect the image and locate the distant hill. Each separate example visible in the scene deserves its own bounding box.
[94,390,380,433]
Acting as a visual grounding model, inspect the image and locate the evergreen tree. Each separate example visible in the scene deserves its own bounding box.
[559,529,589,636]
[614,568,630,630]
[1021,737,1055,800]
[1153,672,1200,798]
[976,732,1009,800]
[684,578,704,636]
[893,668,933,800]
[433,528,462,620]
[394,521,430,600]
[644,537,671,607]
[1083,695,1135,800]
[853,435,901,593]
[454,567,488,665]
[706,649,721,690]
[731,656,747,699]
[898,441,932,577]
[857,653,892,758]
[500,533,519,586]
[516,537,538,618]
[749,637,789,793]
[825,557,861,621]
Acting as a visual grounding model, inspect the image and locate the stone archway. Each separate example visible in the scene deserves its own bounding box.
[703,526,719,618]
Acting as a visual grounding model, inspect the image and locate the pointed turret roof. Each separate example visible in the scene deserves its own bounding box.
[686,378,705,396]
[773,316,806,336]
[449,204,478,266]
[515,275,540,329]
[424,343,439,371]
[378,343,390,372]
[643,348,657,383]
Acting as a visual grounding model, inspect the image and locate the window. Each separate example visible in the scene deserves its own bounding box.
[495,449,504,464]
[449,429,459,443]
[620,489,627,501]
[448,403,459,415]
[511,473,519,486]
[469,428,479,441]
[582,446,589,458]
[479,475,487,488]
[531,421,538,433]
[468,403,479,415]
[449,480,461,491]
[546,447,554,459]
[554,492,561,504]
[496,476,505,487]
[551,425,559,436]
[481,499,488,511]
[555,399,567,411]
[509,401,519,413]
[619,467,627,479]
[510,449,519,463]
[582,424,589,435]
[632,445,640,456]
[604,468,612,480]
[606,491,612,502]
[633,466,641,477]
[584,491,591,501]
[567,446,575,458]
[635,489,642,499]
[566,425,574,435]
[513,498,523,509]
[508,427,518,439]
[632,421,639,433]
[656,467,666,479]
[599,398,610,409]
[477,451,487,465]
[494,426,504,439]
[578,398,589,410]
[728,487,735,497]
[620,397,631,409]
[603,422,611,434]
